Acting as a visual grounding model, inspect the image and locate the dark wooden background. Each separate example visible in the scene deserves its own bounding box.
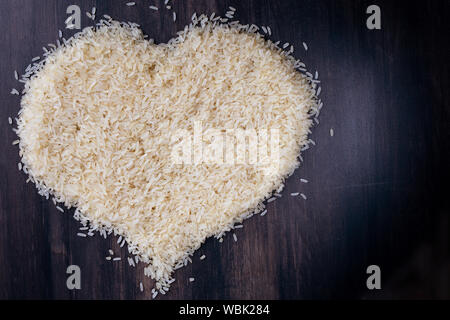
[0,0,448,300]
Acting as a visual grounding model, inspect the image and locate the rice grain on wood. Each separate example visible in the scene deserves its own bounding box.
[15,17,319,291]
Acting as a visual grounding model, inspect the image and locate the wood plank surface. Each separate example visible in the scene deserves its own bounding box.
[0,0,448,299]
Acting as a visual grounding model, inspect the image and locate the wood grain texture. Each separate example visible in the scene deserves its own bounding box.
[0,0,448,299]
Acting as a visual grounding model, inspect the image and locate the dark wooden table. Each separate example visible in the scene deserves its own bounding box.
[0,0,448,299]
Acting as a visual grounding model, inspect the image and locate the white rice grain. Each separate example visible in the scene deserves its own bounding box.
[15,18,319,294]
[64,16,73,25]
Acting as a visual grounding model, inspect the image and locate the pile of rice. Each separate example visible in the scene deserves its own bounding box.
[15,15,318,292]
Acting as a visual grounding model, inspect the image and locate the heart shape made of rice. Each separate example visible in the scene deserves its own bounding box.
[16,17,317,288]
